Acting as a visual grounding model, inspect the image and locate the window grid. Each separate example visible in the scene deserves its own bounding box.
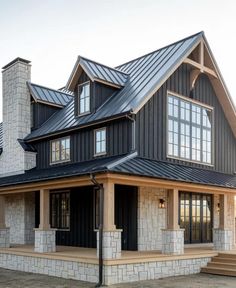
[78,82,90,115]
[168,94,212,164]
[95,128,106,155]
[51,137,70,164]
[50,191,70,230]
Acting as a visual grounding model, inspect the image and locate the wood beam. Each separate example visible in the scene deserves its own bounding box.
[184,58,217,78]
[103,180,116,231]
[39,189,50,230]
[219,194,228,229]
[0,196,6,229]
[167,189,179,229]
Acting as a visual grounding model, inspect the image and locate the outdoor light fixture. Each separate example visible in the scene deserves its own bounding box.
[217,203,220,214]
[159,199,166,209]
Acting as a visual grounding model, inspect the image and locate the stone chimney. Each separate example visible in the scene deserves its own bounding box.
[0,57,36,176]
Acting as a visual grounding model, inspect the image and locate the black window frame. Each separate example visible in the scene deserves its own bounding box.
[50,191,70,230]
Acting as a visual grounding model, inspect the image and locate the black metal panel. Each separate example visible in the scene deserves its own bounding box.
[32,102,60,130]
[94,82,117,111]
[34,118,132,169]
[115,185,138,251]
[136,63,236,174]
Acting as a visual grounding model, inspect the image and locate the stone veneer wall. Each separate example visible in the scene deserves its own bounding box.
[5,192,35,244]
[138,187,167,251]
[0,252,211,285]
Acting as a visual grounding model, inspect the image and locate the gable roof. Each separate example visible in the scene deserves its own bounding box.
[25,31,236,141]
[67,56,129,90]
[28,82,73,107]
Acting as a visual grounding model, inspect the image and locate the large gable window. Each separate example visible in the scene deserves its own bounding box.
[51,137,70,164]
[167,93,213,165]
[78,82,90,115]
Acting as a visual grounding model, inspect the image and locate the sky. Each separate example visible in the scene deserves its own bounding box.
[0,0,236,122]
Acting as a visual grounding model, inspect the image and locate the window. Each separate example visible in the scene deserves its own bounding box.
[167,93,213,164]
[51,137,70,164]
[94,128,106,155]
[50,191,70,230]
[78,82,90,115]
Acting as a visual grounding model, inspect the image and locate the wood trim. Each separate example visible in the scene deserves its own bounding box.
[183,58,217,78]
[0,196,6,228]
[93,77,122,89]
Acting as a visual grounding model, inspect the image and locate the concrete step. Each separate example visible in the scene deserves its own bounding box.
[201,266,236,277]
[208,261,236,270]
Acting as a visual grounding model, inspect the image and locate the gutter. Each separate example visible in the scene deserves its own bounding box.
[90,174,104,287]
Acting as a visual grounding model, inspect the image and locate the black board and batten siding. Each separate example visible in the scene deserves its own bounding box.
[34,118,132,169]
[74,71,118,115]
[31,102,60,130]
[136,63,236,174]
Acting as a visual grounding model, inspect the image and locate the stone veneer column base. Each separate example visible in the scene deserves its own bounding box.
[96,230,122,259]
[34,229,56,253]
[213,228,233,251]
[0,228,10,248]
[162,229,184,255]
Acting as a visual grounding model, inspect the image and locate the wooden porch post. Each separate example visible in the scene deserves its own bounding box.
[39,189,50,230]
[0,195,6,229]
[219,194,228,229]
[103,180,116,231]
[167,189,179,229]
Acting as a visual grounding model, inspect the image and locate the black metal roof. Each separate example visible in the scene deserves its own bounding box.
[0,153,236,189]
[70,56,129,87]
[28,82,73,107]
[0,123,3,148]
[26,32,203,141]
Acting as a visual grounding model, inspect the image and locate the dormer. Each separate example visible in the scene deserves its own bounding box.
[66,56,129,116]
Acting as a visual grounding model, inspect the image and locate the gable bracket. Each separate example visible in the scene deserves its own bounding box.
[184,58,217,79]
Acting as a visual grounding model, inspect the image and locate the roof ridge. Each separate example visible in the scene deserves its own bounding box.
[79,55,129,76]
[116,31,204,69]
[28,81,74,97]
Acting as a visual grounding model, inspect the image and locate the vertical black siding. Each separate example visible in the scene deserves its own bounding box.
[34,118,132,169]
[31,102,60,130]
[115,185,138,251]
[136,63,236,174]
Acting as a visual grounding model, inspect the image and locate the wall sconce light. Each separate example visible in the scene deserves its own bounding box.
[217,203,220,214]
[159,199,166,209]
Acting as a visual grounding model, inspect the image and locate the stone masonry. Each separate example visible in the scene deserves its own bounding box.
[0,228,10,248]
[97,230,121,259]
[34,229,56,253]
[5,192,35,244]
[213,228,233,251]
[162,229,184,255]
[0,58,36,177]
[138,187,167,251]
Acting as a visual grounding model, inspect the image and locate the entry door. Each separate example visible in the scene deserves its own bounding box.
[115,185,138,251]
[179,192,212,244]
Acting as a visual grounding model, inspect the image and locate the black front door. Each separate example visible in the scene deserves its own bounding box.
[115,185,138,251]
[179,192,213,244]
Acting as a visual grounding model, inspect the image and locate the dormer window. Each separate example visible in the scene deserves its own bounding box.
[78,81,90,115]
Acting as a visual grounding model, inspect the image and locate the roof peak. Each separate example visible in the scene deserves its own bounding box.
[116,31,204,69]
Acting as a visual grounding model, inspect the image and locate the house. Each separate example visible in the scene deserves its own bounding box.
[0,31,236,285]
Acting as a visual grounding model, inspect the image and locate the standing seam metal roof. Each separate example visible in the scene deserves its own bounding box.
[28,82,73,107]
[26,32,203,141]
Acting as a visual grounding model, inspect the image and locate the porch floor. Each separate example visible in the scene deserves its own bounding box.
[0,245,226,265]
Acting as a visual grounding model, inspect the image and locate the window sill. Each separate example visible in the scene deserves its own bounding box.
[50,159,71,166]
[94,152,107,157]
[167,155,214,167]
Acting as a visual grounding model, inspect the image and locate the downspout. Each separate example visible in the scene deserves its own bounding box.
[126,113,136,151]
[90,174,104,287]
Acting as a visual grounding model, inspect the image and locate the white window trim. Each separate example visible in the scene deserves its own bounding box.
[50,136,71,165]
[94,127,107,156]
[78,81,91,116]
[166,90,214,167]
